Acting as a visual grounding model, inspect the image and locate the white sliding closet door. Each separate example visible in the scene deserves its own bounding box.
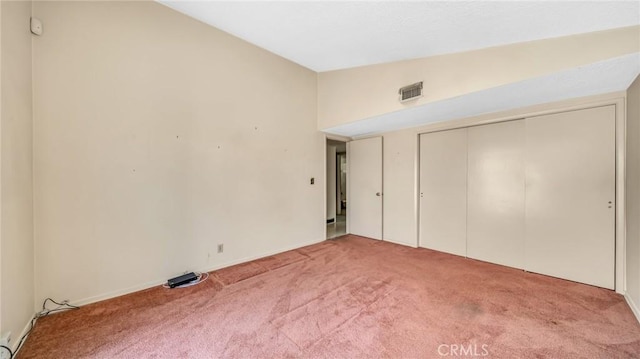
[467,120,526,268]
[419,129,467,256]
[525,106,615,289]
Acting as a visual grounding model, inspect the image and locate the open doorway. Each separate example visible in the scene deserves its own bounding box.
[327,139,347,239]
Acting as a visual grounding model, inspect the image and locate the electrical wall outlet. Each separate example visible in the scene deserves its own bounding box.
[30,17,43,36]
[0,332,11,359]
[217,244,224,253]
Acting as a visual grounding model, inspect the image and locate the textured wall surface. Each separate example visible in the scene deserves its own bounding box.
[1,0,35,349]
[33,1,323,306]
[626,75,640,318]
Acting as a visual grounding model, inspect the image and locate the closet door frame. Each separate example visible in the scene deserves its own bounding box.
[416,95,625,293]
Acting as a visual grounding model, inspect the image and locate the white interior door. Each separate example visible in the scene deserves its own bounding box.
[525,106,615,289]
[348,137,383,240]
[467,120,526,268]
[419,129,467,255]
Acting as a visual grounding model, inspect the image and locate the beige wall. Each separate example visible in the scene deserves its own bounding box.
[627,75,640,318]
[8,0,639,330]
[1,0,35,346]
[318,26,640,130]
[32,1,323,305]
[1,0,3,331]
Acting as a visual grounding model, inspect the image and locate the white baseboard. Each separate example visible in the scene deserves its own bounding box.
[383,237,418,248]
[198,237,324,278]
[72,278,167,307]
[0,233,322,357]
[71,237,325,308]
[11,313,35,355]
[624,293,640,324]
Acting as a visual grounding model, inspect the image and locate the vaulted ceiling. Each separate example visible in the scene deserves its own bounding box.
[159,1,640,137]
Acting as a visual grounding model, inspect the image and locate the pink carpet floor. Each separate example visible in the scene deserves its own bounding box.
[17,235,640,358]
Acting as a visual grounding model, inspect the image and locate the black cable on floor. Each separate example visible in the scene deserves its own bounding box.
[12,298,80,357]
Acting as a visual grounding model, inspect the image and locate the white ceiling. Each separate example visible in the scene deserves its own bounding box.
[324,53,640,137]
[160,1,639,72]
[158,1,640,137]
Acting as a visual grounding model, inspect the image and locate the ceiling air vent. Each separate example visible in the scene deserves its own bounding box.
[399,81,423,103]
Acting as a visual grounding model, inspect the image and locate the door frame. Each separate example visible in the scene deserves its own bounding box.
[415,93,626,293]
[336,152,346,216]
[325,134,351,239]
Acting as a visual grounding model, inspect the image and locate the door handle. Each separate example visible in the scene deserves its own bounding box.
[376,192,382,197]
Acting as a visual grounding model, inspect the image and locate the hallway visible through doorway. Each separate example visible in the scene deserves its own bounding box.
[327,214,346,239]
[327,139,347,238]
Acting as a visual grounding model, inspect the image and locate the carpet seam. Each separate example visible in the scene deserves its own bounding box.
[213,252,310,287]
[303,286,399,351]
[267,275,367,326]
